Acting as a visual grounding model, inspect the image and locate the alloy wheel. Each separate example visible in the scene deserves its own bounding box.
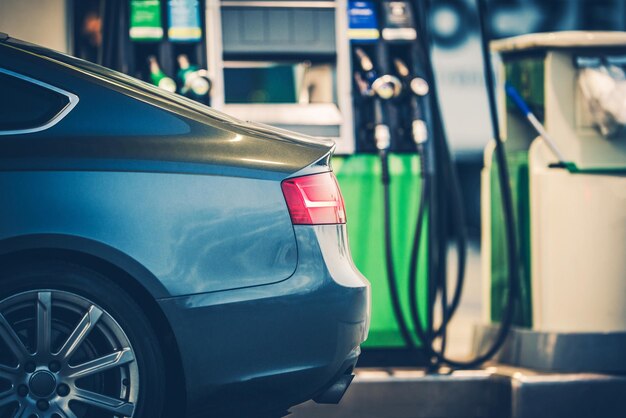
[0,290,139,418]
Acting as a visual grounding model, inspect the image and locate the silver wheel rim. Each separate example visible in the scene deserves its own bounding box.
[0,290,139,418]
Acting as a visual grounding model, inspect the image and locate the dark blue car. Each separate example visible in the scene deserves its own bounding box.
[0,34,370,418]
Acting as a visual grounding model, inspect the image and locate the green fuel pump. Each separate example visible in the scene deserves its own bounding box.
[338,0,521,368]
[336,1,432,364]
[353,44,417,350]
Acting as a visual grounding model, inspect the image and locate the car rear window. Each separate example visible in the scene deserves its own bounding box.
[3,37,241,124]
[2,37,334,148]
[0,71,70,132]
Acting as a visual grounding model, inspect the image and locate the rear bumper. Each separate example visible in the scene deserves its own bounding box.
[157,224,370,417]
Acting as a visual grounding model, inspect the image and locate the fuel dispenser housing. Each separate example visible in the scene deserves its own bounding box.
[206,0,355,154]
[339,0,432,361]
[480,31,626,372]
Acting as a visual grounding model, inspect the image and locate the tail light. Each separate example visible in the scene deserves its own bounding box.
[281,172,347,225]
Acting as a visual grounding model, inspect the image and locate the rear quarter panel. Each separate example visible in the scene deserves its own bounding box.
[0,170,297,296]
[0,42,338,298]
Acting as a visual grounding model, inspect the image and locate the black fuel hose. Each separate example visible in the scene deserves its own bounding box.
[394,54,468,340]
[378,46,465,354]
[380,147,416,349]
[406,0,475,367]
[407,143,431,347]
[404,0,520,368]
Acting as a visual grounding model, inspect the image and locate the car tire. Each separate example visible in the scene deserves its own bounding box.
[0,261,165,418]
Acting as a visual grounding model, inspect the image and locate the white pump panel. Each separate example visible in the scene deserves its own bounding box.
[529,138,626,332]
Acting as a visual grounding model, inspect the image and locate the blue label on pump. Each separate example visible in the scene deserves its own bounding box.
[168,0,202,42]
[348,1,379,42]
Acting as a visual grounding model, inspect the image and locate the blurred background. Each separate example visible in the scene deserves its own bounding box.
[2,0,626,235]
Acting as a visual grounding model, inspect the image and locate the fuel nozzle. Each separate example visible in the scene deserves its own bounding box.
[353,47,401,154]
[354,48,403,101]
[355,47,375,74]
[375,121,392,185]
[148,56,177,93]
[394,58,411,78]
[375,123,391,151]
[372,75,403,100]
[410,77,430,97]
[393,58,430,97]
[411,119,428,145]
[177,54,211,97]
[393,58,430,145]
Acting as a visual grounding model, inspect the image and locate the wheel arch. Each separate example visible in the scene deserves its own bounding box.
[0,233,187,416]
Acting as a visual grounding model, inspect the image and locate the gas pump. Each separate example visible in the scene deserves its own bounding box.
[337,0,486,366]
[353,0,518,368]
[478,30,626,372]
[337,0,434,364]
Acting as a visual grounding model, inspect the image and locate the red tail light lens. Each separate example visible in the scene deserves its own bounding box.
[281,172,347,225]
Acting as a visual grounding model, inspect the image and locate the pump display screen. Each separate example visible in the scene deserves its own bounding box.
[503,55,546,150]
[505,56,545,122]
[223,62,336,104]
[224,64,296,103]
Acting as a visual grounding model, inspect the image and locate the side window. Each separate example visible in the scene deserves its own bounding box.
[0,70,73,133]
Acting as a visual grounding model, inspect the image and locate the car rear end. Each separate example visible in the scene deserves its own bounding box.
[281,163,371,401]
[157,152,371,417]
[0,37,371,417]
[108,65,375,413]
